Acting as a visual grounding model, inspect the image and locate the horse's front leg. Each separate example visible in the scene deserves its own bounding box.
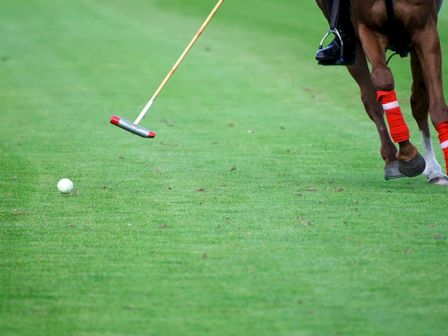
[347,43,403,179]
[411,20,448,176]
[410,51,448,185]
[357,23,426,177]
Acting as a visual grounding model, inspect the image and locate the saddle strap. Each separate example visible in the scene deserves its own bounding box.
[330,0,341,29]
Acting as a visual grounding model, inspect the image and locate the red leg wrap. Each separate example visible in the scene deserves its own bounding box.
[435,121,448,174]
[377,90,410,143]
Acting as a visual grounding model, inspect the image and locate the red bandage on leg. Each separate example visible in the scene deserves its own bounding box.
[435,120,448,174]
[377,90,410,143]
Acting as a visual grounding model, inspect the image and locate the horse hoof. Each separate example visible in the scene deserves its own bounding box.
[384,161,406,180]
[428,175,448,186]
[398,153,426,177]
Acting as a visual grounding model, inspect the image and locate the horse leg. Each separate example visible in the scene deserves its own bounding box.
[316,0,401,178]
[410,20,448,177]
[410,51,448,185]
[347,44,403,179]
[356,24,425,177]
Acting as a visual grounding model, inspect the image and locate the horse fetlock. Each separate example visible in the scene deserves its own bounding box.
[396,142,418,161]
[380,144,397,164]
[420,131,444,179]
[422,150,444,179]
[384,161,406,180]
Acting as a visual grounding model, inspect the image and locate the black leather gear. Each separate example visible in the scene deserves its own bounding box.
[316,0,356,66]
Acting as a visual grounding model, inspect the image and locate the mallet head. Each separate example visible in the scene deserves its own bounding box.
[110,116,156,138]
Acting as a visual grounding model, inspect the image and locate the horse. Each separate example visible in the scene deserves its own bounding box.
[316,0,448,185]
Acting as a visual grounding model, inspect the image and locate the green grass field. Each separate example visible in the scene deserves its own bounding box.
[1,1,448,335]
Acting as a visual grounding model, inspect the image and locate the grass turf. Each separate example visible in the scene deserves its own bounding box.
[1,0,448,334]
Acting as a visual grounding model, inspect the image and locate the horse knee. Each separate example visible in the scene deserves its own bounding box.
[371,66,394,92]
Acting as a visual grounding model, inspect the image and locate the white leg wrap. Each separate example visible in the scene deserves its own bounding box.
[421,131,443,178]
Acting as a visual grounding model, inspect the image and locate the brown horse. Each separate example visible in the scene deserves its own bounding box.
[317,0,448,185]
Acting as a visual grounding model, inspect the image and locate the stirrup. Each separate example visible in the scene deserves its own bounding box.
[318,27,346,65]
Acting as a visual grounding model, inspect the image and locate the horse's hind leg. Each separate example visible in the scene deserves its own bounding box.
[356,24,426,177]
[411,20,448,176]
[410,51,448,185]
[347,44,403,179]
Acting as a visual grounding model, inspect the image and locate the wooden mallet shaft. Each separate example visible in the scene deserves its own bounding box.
[134,0,225,125]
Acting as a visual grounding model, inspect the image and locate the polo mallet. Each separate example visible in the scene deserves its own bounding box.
[110,0,225,138]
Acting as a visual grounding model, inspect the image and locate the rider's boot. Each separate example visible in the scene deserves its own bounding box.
[316,0,356,66]
[316,29,356,65]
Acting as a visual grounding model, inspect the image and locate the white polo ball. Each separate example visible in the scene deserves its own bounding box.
[57,178,74,194]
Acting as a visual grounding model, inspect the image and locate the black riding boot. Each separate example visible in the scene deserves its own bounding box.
[316,0,356,66]
[316,29,356,65]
